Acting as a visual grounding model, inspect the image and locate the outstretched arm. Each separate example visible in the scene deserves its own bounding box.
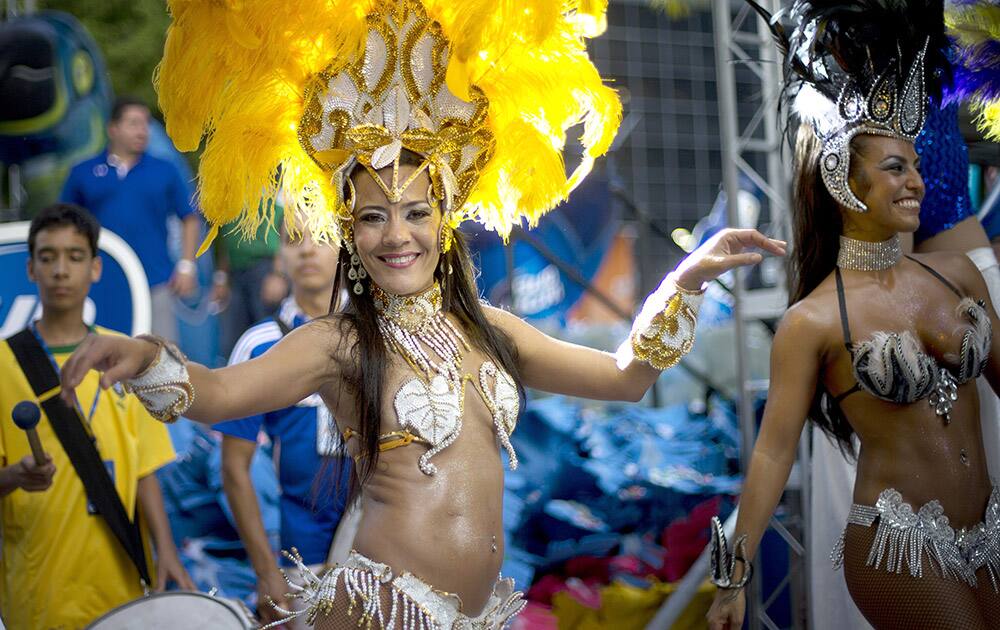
[706,304,823,630]
[59,319,343,424]
[488,303,659,401]
[490,229,786,401]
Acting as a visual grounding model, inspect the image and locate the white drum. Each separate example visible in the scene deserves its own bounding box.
[85,591,256,629]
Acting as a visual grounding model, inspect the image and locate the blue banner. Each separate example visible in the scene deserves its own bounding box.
[0,222,149,338]
[466,173,617,325]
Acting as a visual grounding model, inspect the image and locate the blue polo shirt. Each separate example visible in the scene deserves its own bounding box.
[214,298,351,566]
[60,151,197,287]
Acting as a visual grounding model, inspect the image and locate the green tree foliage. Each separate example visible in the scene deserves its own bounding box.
[38,0,170,114]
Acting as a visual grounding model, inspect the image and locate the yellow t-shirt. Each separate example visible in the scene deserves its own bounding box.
[0,327,177,630]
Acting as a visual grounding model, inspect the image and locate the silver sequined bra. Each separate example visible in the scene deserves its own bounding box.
[832,487,1000,591]
[832,257,992,423]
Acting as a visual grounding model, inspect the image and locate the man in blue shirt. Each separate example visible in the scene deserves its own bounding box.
[60,97,200,342]
[215,219,351,627]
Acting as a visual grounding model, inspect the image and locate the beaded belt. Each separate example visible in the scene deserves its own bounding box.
[831,486,1000,591]
[265,550,526,629]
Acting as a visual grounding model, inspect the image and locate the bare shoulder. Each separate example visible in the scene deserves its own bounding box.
[908,250,985,296]
[775,290,838,357]
[778,297,828,336]
[304,313,358,366]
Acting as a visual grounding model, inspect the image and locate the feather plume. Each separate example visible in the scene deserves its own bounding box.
[946,1,1000,139]
[156,0,620,245]
[746,0,949,126]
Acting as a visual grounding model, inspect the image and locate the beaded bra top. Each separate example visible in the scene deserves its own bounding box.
[373,283,520,475]
[832,257,992,423]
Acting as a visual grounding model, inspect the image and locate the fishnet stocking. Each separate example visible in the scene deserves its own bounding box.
[311,582,410,630]
[842,523,1000,629]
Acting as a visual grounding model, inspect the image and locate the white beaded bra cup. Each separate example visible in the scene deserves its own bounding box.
[375,283,519,475]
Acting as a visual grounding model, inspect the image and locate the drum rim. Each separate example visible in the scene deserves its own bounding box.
[84,590,249,628]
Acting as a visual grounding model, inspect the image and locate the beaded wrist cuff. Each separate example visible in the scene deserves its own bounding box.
[124,335,194,424]
[616,274,704,371]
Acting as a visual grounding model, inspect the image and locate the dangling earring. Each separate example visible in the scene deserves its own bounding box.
[438,223,454,281]
[345,240,367,295]
[439,222,454,256]
[437,251,452,295]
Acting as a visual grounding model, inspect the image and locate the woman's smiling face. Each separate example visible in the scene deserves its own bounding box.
[845,134,925,237]
[351,163,441,296]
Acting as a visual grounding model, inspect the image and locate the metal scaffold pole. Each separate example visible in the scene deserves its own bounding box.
[712,1,763,627]
[647,1,801,628]
[713,1,804,628]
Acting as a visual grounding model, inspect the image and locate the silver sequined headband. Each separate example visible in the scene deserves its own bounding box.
[805,42,929,213]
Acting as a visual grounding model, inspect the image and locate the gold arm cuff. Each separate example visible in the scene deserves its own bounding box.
[628,274,703,370]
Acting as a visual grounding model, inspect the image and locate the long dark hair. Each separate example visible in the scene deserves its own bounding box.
[326,158,523,502]
[788,123,856,456]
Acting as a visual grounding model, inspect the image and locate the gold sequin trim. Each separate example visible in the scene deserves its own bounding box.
[630,290,700,371]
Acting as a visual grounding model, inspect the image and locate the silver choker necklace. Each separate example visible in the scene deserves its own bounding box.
[837,235,902,271]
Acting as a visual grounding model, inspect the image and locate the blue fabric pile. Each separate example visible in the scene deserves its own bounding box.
[501,394,742,590]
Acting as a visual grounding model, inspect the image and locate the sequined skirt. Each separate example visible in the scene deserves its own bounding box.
[268,550,526,630]
[832,486,1000,591]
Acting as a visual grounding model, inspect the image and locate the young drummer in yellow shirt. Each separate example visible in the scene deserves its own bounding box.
[0,204,194,629]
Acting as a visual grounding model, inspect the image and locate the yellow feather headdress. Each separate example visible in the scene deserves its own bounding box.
[156,0,622,250]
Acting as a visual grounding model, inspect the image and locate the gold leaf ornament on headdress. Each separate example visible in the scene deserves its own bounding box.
[298,1,495,237]
[156,0,621,248]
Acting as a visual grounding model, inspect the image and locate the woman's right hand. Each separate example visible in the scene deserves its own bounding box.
[60,334,160,405]
[707,587,746,630]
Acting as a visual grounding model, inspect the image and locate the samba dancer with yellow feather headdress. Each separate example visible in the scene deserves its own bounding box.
[59,1,784,628]
[157,0,622,248]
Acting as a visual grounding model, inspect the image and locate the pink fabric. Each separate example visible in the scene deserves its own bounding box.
[509,602,558,630]
[660,496,722,581]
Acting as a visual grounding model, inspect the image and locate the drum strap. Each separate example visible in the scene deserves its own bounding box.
[6,328,152,588]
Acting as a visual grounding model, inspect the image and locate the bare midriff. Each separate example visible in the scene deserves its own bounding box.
[843,381,993,528]
[327,350,512,616]
[812,259,996,529]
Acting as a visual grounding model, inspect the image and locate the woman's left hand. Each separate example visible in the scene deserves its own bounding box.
[673,228,786,291]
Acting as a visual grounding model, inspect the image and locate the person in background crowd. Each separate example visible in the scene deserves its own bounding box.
[0,204,193,629]
[216,214,352,627]
[213,197,289,360]
[60,96,201,343]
